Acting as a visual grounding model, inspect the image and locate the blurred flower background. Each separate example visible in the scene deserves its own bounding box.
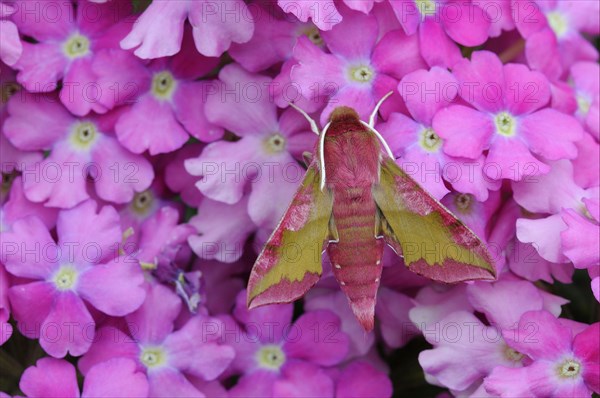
[0,0,598,397]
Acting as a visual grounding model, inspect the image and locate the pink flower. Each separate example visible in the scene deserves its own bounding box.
[120,0,254,58]
[19,357,148,397]
[164,143,205,207]
[333,360,393,398]
[0,200,146,357]
[441,190,501,239]
[227,291,350,397]
[11,0,133,115]
[513,160,599,267]
[433,51,584,181]
[390,0,490,67]
[379,67,500,201]
[79,283,235,397]
[512,0,599,79]
[3,92,154,208]
[484,311,599,397]
[569,62,599,140]
[0,1,22,65]
[0,264,11,345]
[97,31,223,155]
[292,7,426,123]
[185,64,316,228]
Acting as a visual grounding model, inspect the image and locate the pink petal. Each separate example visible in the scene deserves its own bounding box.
[503,63,550,115]
[229,371,278,398]
[502,310,571,360]
[272,361,335,397]
[78,325,140,375]
[15,42,67,92]
[372,29,427,80]
[284,310,349,366]
[9,282,55,339]
[120,0,188,58]
[60,58,109,116]
[525,29,562,80]
[486,137,550,181]
[77,257,146,316]
[187,197,255,263]
[418,18,462,68]
[20,358,79,398]
[399,150,450,201]
[561,209,600,269]
[398,67,458,125]
[520,109,582,161]
[321,8,378,60]
[2,177,58,230]
[188,0,254,57]
[335,361,392,398]
[516,215,569,264]
[40,291,94,357]
[375,287,415,349]
[433,105,494,159]
[452,51,505,112]
[173,81,224,142]
[0,20,22,65]
[164,144,204,207]
[148,368,204,397]
[56,200,121,265]
[115,95,189,155]
[164,316,235,380]
[573,323,600,393]
[277,0,342,30]
[1,216,58,279]
[82,358,149,398]
[389,0,422,35]
[441,0,490,46]
[91,136,155,204]
[126,283,181,345]
[205,64,279,136]
[12,0,73,40]
[4,92,72,151]
[233,290,293,343]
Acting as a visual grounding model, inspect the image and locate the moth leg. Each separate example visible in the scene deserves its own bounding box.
[375,206,404,258]
[289,102,320,136]
[368,91,394,128]
[302,151,313,168]
[328,214,339,243]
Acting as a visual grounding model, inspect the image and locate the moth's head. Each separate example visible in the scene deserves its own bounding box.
[329,106,360,124]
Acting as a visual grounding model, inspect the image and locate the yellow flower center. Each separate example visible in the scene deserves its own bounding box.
[1,173,15,202]
[576,94,591,116]
[64,33,91,59]
[256,345,286,370]
[348,65,375,84]
[419,128,442,152]
[1,82,20,104]
[53,265,79,291]
[303,26,323,46]
[557,359,581,378]
[494,112,517,137]
[152,71,177,100]
[70,121,99,150]
[263,133,287,154]
[546,11,568,38]
[503,345,524,363]
[131,190,154,216]
[416,0,437,17]
[140,346,167,369]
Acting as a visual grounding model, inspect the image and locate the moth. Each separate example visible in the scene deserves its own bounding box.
[247,95,496,331]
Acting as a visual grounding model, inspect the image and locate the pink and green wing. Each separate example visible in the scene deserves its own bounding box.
[247,163,334,308]
[373,157,496,283]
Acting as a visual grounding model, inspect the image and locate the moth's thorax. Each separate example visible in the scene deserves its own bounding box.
[323,128,381,189]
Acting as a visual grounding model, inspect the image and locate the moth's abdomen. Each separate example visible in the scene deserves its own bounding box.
[327,186,384,332]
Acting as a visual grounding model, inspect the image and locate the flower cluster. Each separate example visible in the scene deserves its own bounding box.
[0,0,598,397]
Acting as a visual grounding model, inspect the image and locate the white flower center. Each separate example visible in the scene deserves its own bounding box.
[64,33,91,59]
[348,65,375,84]
[454,193,474,214]
[263,133,287,154]
[53,265,79,291]
[546,11,568,38]
[416,0,437,17]
[576,94,591,116]
[494,112,517,137]
[140,346,167,369]
[419,128,442,152]
[70,121,99,150]
[152,71,177,100]
[256,344,286,370]
[557,359,581,378]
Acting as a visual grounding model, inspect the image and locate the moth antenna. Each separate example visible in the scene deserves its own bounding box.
[368,91,394,128]
[319,122,332,191]
[360,120,394,159]
[289,102,320,136]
